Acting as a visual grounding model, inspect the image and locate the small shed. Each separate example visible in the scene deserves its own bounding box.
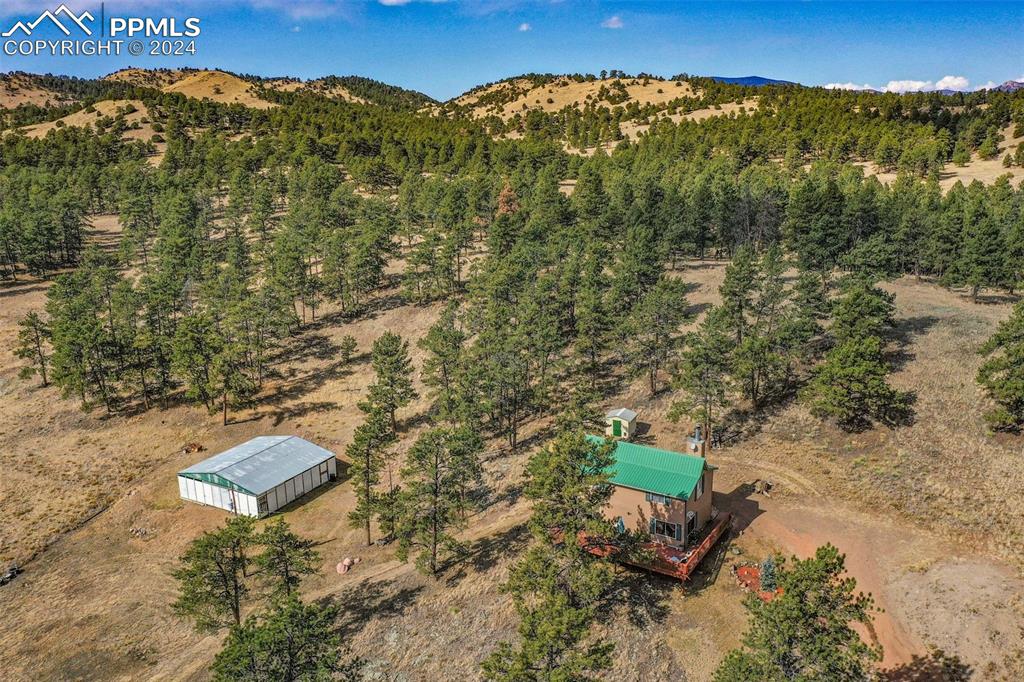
[605,407,638,440]
[178,436,337,517]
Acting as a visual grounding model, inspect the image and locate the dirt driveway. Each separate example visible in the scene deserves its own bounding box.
[713,460,1024,676]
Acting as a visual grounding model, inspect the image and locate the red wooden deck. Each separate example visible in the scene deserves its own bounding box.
[584,512,732,581]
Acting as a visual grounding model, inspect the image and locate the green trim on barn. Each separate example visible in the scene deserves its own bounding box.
[178,471,256,496]
[586,435,707,501]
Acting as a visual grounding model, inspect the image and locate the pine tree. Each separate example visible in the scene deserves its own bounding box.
[719,245,759,344]
[714,545,881,681]
[212,595,361,682]
[15,311,51,387]
[830,278,896,342]
[482,431,620,680]
[172,312,223,412]
[784,174,845,281]
[255,518,320,598]
[977,301,1024,431]
[978,132,999,160]
[759,556,777,592]
[339,335,358,364]
[951,139,971,166]
[365,331,418,431]
[396,426,483,576]
[418,303,466,419]
[875,133,901,171]
[623,276,690,395]
[734,245,791,409]
[346,407,396,546]
[803,334,911,430]
[173,516,256,632]
[961,216,1006,302]
[782,269,829,361]
[574,245,611,384]
[670,306,733,439]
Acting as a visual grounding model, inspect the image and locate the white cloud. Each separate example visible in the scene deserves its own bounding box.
[518,22,530,32]
[379,0,412,5]
[935,75,969,91]
[974,81,997,91]
[601,15,623,29]
[824,82,874,91]
[290,25,301,32]
[822,75,975,93]
[883,79,932,93]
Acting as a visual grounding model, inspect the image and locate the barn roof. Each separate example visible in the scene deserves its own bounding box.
[587,435,707,500]
[179,436,335,496]
[606,407,637,422]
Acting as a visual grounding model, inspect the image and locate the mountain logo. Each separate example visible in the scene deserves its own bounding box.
[3,4,95,38]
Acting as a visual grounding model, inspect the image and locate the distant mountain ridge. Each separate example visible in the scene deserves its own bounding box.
[994,80,1024,93]
[709,75,797,87]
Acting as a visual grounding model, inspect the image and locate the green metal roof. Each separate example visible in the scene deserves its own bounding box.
[587,435,707,500]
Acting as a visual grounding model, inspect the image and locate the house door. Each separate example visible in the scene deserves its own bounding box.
[686,512,697,540]
[612,419,621,437]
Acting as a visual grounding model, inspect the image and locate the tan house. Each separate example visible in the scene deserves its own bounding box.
[590,434,716,549]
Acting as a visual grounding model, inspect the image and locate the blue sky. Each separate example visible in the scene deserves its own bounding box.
[2,1,1022,100]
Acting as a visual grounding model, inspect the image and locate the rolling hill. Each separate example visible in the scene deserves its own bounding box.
[0,73,73,109]
[448,75,699,119]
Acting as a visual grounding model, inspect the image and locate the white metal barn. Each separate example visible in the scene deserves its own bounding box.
[178,436,338,517]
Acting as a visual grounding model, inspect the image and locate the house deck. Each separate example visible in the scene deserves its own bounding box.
[586,511,732,581]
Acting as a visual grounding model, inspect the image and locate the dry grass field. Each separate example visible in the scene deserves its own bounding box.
[2,204,1023,681]
[0,73,72,108]
[161,70,277,109]
[853,124,1024,189]
[105,68,278,109]
[453,76,698,120]
[18,99,155,141]
[104,68,191,89]
[619,98,760,141]
[265,78,370,104]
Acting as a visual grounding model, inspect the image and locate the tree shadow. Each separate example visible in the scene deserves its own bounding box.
[327,578,425,640]
[877,650,972,681]
[600,566,674,628]
[260,335,369,425]
[685,301,712,319]
[271,331,341,365]
[443,523,530,586]
[972,292,1022,306]
[271,400,339,427]
[0,281,48,298]
[715,398,795,445]
[888,315,940,371]
[512,421,560,453]
[361,292,408,319]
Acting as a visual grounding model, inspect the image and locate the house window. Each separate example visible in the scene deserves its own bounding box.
[693,475,704,501]
[650,519,681,541]
[257,495,269,515]
[645,492,669,505]
[615,517,626,534]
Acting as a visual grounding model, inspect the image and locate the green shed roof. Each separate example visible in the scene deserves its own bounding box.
[587,435,707,500]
